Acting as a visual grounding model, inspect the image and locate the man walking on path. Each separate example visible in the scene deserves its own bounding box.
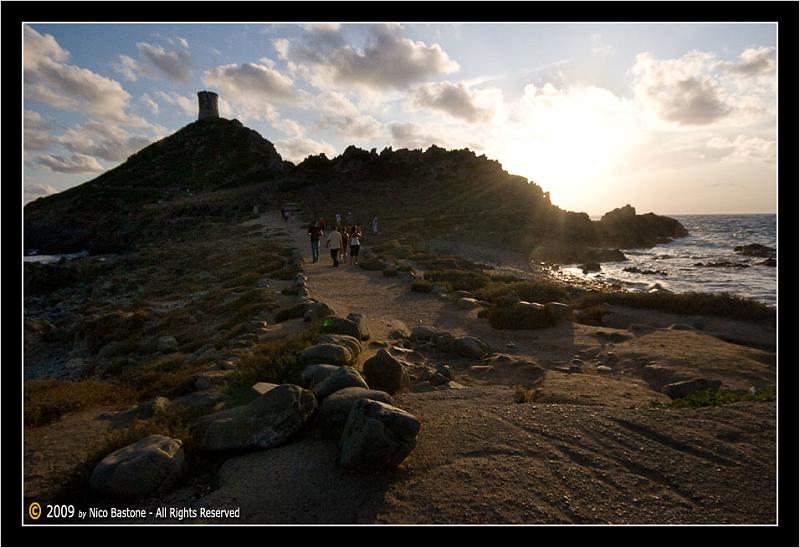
[308,222,322,263]
[372,215,379,234]
[326,225,343,267]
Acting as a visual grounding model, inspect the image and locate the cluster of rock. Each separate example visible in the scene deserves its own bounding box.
[90,307,423,500]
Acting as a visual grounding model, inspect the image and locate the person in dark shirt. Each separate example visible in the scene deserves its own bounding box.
[308,222,321,263]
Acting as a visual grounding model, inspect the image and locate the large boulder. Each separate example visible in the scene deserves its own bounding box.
[362,349,410,395]
[410,325,439,342]
[170,389,227,414]
[320,387,395,425]
[316,334,362,359]
[456,297,479,310]
[113,397,171,423]
[300,343,352,366]
[320,316,362,340]
[90,435,185,498]
[452,336,489,360]
[157,336,179,353]
[733,244,775,257]
[662,378,723,399]
[191,384,317,451]
[545,302,573,321]
[303,302,335,323]
[345,312,371,341]
[339,399,421,469]
[312,367,368,401]
[302,364,340,387]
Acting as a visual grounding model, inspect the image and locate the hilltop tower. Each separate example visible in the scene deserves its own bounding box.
[197,90,219,120]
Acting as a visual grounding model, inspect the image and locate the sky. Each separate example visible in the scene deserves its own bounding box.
[23,22,777,215]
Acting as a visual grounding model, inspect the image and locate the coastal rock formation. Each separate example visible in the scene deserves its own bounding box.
[311,366,368,401]
[191,384,316,451]
[734,244,775,257]
[90,435,185,498]
[345,312,371,341]
[339,399,421,469]
[662,378,723,399]
[316,334,362,360]
[320,316,363,340]
[363,349,411,394]
[320,387,395,425]
[300,343,352,366]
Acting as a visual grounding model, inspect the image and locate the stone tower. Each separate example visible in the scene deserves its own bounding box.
[197,90,219,120]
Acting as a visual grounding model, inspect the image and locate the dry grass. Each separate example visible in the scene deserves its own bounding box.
[25,379,138,428]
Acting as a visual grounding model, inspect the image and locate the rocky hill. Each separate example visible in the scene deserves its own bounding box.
[24,119,687,257]
[25,118,289,253]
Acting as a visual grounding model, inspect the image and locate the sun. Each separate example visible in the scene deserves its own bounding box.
[494,85,641,211]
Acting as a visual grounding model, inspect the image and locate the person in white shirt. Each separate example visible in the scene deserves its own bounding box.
[349,225,362,265]
[326,226,343,267]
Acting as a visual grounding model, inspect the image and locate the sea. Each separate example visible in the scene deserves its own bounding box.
[562,214,777,305]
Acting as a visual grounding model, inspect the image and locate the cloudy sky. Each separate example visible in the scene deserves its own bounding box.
[23,23,776,214]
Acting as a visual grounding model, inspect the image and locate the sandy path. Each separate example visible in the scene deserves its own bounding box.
[187,211,774,524]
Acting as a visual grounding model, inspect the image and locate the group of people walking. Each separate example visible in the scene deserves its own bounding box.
[307,219,363,267]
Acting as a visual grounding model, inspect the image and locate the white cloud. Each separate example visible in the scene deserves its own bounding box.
[25,182,58,197]
[202,59,303,112]
[57,121,160,163]
[632,47,776,128]
[177,37,190,50]
[277,24,459,91]
[24,110,55,150]
[706,135,775,163]
[136,42,192,82]
[633,51,731,126]
[114,54,149,82]
[155,90,197,117]
[316,114,383,139]
[388,122,445,150]
[275,137,336,163]
[38,153,105,173]
[141,93,159,115]
[728,47,775,75]
[24,26,145,126]
[411,81,502,123]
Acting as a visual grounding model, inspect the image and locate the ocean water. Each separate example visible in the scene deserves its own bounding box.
[561,214,777,305]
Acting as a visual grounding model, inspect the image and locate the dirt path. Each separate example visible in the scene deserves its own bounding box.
[186,210,776,524]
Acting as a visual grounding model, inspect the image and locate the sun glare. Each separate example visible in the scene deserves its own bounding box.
[495,85,640,211]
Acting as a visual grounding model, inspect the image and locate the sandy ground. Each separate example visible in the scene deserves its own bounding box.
[26,211,777,524]
[172,212,773,524]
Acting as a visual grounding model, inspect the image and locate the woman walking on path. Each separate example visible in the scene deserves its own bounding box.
[349,225,362,265]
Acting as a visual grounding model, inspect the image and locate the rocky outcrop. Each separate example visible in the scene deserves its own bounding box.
[452,336,490,360]
[339,399,420,469]
[90,435,185,498]
[662,378,722,399]
[363,349,410,394]
[316,334,362,360]
[345,312,371,341]
[320,387,394,425]
[311,367,369,401]
[320,316,363,340]
[734,244,775,258]
[300,343,352,366]
[191,384,316,451]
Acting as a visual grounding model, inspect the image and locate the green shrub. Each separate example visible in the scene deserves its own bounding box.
[652,386,775,408]
[25,378,138,427]
[475,280,569,304]
[572,290,775,323]
[485,302,557,330]
[425,269,491,291]
[226,333,316,406]
[411,279,433,293]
